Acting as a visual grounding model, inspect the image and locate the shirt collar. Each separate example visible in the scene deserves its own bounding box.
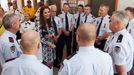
[78,46,95,53]
[77,12,84,15]
[20,54,37,60]
[52,16,56,19]
[25,20,31,23]
[129,18,134,23]
[113,29,126,36]
[101,14,110,19]
[6,30,17,39]
[62,11,69,14]
[13,8,18,11]
[86,13,92,17]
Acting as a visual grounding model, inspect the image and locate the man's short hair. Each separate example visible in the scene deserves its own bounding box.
[12,1,17,8]
[84,4,92,11]
[113,11,129,26]
[100,4,109,11]
[27,0,31,4]
[77,23,96,42]
[20,30,40,51]
[85,4,92,8]
[50,4,57,10]
[78,4,84,8]
[125,7,134,14]
[63,3,70,7]
[2,14,16,29]
[13,0,17,4]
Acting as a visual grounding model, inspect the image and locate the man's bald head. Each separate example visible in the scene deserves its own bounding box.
[77,23,96,43]
[20,30,40,54]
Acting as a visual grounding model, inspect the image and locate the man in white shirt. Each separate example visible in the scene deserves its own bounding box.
[81,5,95,24]
[125,7,134,39]
[6,0,24,23]
[50,4,63,68]
[58,3,75,59]
[2,30,51,75]
[73,4,84,53]
[94,4,111,50]
[104,11,134,75]
[58,23,113,75]
[125,7,134,75]
[0,14,22,66]
[20,13,35,33]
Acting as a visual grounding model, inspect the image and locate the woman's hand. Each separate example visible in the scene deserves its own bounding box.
[45,34,53,39]
[46,41,56,48]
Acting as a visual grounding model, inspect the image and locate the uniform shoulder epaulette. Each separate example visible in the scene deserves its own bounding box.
[116,34,123,43]
[66,52,77,60]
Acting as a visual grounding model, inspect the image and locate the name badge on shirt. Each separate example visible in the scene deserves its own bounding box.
[103,24,106,28]
[129,29,131,33]
[97,21,99,25]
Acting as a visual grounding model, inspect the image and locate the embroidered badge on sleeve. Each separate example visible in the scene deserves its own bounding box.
[9,37,14,43]
[114,46,121,53]
[10,45,16,53]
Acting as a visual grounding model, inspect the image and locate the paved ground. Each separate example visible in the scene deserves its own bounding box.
[54,46,67,75]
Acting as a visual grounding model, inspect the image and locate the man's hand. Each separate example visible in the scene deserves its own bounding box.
[115,65,127,75]
[46,41,56,48]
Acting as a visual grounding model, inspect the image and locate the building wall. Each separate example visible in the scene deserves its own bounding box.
[17,0,22,11]
[117,0,134,10]
[1,0,134,12]
[0,0,8,11]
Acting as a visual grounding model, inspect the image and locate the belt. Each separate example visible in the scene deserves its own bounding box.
[42,60,53,69]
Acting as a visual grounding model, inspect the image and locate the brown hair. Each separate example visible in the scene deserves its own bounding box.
[125,7,134,14]
[63,3,70,7]
[39,6,52,31]
[100,4,109,11]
